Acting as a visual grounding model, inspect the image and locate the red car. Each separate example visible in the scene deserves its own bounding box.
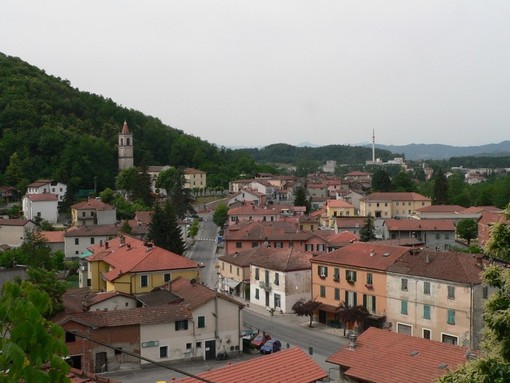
[250,333,271,349]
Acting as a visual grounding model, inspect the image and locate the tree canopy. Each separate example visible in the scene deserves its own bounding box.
[291,298,321,328]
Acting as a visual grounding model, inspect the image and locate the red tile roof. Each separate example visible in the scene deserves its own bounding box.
[176,347,327,383]
[332,216,367,229]
[327,327,469,383]
[68,367,120,383]
[361,192,431,202]
[86,235,199,282]
[0,218,31,226]
[326,199,355,209]
[121,120,129,134]
[27,179,52,188]
[384,219,455,231]
[415,204,465,213]
[40,230,65,243]
[225,221,329,242]
[387,249,488,284]
[57,304,192,328]
[462,206,502,214]
[228,205,279,216]
[26,193,58,201]
[312,242,409,271]
[64,224,120,237]
[327,231,359,246]
[72,199,114,211]
[250,247,312,272]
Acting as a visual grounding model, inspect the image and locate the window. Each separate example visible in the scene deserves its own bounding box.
[90,238,95,245]
[317,244,325,252]
[320,285,326,298]
[345,291,357,307]
[401,278,408,291]
[424,281,431,295]
[305,244,313,251]
[346,270,357,283]
[251,242,258,248]
[363,294,376,313]
[401,300,408,315]
[423,304,431,320]
[175,320,189,331]
[255,268,260,280]
[82,212,86,217]
[140,275,148,287]
[445,233,450,239]
[197,316,206,328]
[447,286,455,300]
[75,238,79,245]
[159,346,168,358]
[318,266,328,278]
[237,267,240,276]
[274,273,279,286]
[186,343,192,350]
[442,334,458,345]
[423,329,431,340]
[483,286,489,299]
[236,242,242,249]
[65,332,76,343]
[229,264,232,273]
[447,309,455,325]
[255,288,259,300]
[333,268,340,281]
[274,242,283,248]
[274,294,281,308]
[435,233,440,239]
[265,270,269,283]
[164,273,171,282]
[366,273,373,286]
[196,342,202,348]
[334,288,340,301]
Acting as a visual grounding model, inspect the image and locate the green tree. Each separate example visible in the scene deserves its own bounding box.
[359,214,377,242]
[213,203,229,228]
[293,186,307,208]
[371,169,392,192]
[99,187,115,205]
[456,218,478,245]
[483,203,510,262]
[337,303,370,333]
[0,281,70,382]
[391,171,415,192]
[116,167,138,196]
[147,200,186,255]
[166,168,195,219]
[120,219,132,234]
[432,169,449,205]
[188,219,200,239]
[25,267,67,314]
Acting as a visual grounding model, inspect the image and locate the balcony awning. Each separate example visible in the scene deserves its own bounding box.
[222,278,241,290]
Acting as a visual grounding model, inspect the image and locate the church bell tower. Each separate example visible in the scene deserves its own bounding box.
[118,121,134,171]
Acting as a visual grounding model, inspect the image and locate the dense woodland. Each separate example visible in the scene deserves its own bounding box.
[0,52,272,196]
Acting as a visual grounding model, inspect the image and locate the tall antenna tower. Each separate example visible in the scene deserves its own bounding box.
[372,129,376,163]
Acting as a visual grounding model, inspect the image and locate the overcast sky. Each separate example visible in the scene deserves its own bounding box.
[2,1,509,148]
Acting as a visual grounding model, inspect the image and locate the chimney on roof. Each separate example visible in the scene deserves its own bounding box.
[369,250,375,257]
[120,235,125,245]
[475,255,484,268]
[105,241,109,249]
[347,332,357,351]
[100,240,103,247]
[425,253,431,264]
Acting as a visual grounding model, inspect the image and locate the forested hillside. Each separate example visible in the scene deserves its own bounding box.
[239,143,397,165]
[0,52,263,194]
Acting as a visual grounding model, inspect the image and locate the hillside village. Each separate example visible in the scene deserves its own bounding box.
[0,121,509,383]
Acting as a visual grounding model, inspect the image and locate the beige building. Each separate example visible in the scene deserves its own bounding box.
[360,192,431,219]
[386,250,493,348]
[0,218,36,248]
[183,168,207,189]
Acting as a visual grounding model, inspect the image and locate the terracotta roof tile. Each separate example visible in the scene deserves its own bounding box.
[312,242,409,271]
[361,192,431,202]
[26,193,58,201]
[58,304,192,328]
[415,205,465,213]
[387,249,489,284]
[327,231,359,246]
[327,327,469,383]
[250,248,312,272]
[86,235,199,282]
[384,219,455,231]
[159,277,217,310]
[0,218,31,226]
[40,230,65,243]
[176,347,327,383]
[71,199,114,211]
[326,199,355,209]
[225,221,329,242]
[64,224,120,237]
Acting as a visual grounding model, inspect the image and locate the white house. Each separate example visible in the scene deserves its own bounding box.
[26,179,67,202]
[249,248,312,313]
[64,224,119,258]
[22,193,59,223]
[71,199,117,226]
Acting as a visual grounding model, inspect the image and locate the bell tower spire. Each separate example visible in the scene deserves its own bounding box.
[118,121,134,171]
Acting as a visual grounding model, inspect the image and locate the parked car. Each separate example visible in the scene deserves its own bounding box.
[250,333,271,349]
[260,339,282,354]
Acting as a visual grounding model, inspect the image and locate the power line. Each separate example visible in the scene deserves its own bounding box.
[67,330,216,383]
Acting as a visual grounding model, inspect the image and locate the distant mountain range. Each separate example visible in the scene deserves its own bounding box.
[371,141,510,161]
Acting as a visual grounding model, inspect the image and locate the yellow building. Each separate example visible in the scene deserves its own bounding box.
[360,192,431,219]
[83,234,202,294]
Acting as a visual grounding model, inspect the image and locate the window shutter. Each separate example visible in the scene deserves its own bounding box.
[353,292,357,306]
[363,294,367,308]
[372,296,376,312]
